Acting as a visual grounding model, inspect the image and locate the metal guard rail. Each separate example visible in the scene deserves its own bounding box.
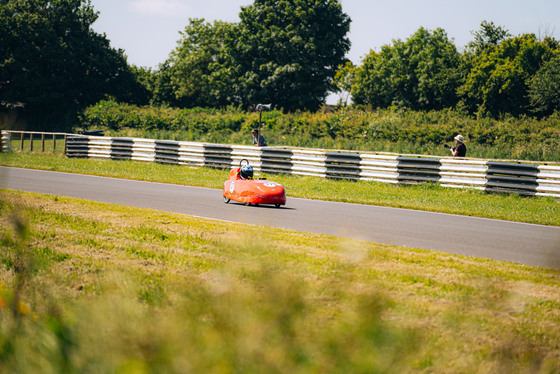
[64,135,560,198]
[3,131,560,197]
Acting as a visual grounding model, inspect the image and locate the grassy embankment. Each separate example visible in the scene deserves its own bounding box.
[1,152,559,226]
[1,189,559,373]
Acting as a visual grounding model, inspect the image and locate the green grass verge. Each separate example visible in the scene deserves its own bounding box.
[1,152,560,226]
[1,190,559,373]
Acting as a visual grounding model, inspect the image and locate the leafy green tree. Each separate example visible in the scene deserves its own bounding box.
[122,65,152,106]
[351,49,390,108]
[0,0,141,131]
[160,18,242,108]
[352,27,461,110]
[237,0,351,111]
[529,53,560,116]
[460,33,557,117]
[157,0,350,111]
[457,21,511,114]
[465,21,511,56]
[151,61,177,106]
[332,61,356,106]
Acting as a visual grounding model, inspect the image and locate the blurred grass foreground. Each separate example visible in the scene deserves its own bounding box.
[1,190,559,373]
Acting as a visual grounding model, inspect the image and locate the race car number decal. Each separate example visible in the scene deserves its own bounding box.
[229,181,235,193]
[263,183,276,187]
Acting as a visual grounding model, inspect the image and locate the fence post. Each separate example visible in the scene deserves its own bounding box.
[64,134,67,155]
[30,133,33,152]
[53,133,56,152]
[41,133,45,152]
[20,132,24,151]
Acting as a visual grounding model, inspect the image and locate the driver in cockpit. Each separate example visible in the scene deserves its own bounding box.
[238,164,253,180]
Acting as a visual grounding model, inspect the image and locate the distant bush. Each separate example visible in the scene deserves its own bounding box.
[79,101,560,161]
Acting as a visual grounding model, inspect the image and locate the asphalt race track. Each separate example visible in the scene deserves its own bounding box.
[2,166,560,269]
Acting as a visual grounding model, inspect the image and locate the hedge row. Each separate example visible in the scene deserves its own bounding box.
[80,101,560,161]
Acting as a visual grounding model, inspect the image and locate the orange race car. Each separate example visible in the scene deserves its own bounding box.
[223,159,286,208]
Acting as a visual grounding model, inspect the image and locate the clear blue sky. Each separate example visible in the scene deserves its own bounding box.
[90,0,560,103]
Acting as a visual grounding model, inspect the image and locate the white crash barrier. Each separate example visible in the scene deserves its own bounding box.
[60,134,560,198]
[1,130,11,153]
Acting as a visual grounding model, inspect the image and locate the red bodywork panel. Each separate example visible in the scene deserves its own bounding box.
[223,167,286,206]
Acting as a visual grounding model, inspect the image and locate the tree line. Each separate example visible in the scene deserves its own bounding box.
[1,0,560,132]
[345,22,560,118]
